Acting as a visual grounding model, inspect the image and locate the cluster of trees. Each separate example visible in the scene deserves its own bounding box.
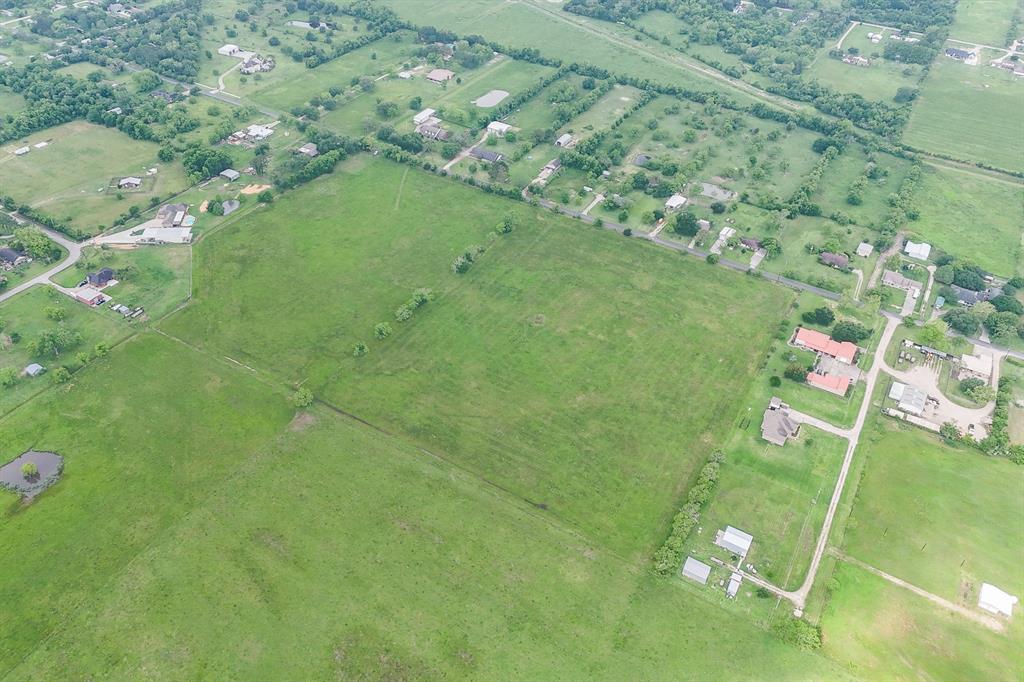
[181,145,233,181]
[273,129,361,189]
[959,377,995,404]
[942,280,1024,342]
[879,163,921,236]
[36,0,205,80]
[394,288,433,323]
[652,451,725,575]
[10,228,60,261]
[788,144,840,217]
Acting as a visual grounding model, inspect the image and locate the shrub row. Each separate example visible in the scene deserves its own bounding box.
[652,451,725,576]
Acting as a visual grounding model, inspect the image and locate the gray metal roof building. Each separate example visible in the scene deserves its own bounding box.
[682,556,711,585]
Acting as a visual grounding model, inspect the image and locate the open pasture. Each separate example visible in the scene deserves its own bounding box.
[949,0,1018,47]
[904,58,1024,173]
[910,164,1023,276]
[805,24,924,103]
[0,335,844,679]
[163,157,794,559]
[0,121,190,235]
[841,422,1024,605]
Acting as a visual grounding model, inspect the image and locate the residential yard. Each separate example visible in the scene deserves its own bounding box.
[53,245,192,320]
[805,23,924,103]
[0,121,192,235]
[0,285,126,417]
[1003,356,1024,445]
[909,165,1023,277]
[162,156,796,560]
[687,423,847,591]
[0,335,844,679]
[903,58,1024,173]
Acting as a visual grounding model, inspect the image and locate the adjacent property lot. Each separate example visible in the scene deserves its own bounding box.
[163,157,794,559]
[0,337,843,679]
[949,0,1019,47]
[0,121,191,235]
[805,23,924,102]
[910,165,1023,277]
[903,58,1023,173]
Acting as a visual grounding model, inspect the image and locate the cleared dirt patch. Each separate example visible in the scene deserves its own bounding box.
[240,184,272,195]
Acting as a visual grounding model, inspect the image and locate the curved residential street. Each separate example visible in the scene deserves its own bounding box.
[0,226,84,304]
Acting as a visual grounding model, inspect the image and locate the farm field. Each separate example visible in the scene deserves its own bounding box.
[949,0,1019,47]
[162,157,795,560]
[910,165,1023,276]
[0,121,191,235]
[841,422,1024,605]
[0,336,846,679]
[822,561,1024,681]
[904,58,1024,173]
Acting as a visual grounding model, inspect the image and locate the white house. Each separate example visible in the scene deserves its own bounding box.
[487,121,512,136]
[904,241,932,260]
[217,44,240,57]
[665,193,687,210]
[14,146,29,156]
[979,583,1018,617]
[727,572,743,598]
[715,526,753,557]
[118,177,142,189]
[412,108,436,126]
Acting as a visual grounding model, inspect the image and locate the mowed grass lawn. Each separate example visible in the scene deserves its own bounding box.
[163,157,794,560]
[903,58,1024,172]
[949,0,1018,46]
[910,165,1023,276]
[0,121,190,235]
[0,336,845,679]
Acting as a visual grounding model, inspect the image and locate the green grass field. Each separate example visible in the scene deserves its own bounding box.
[806,24,924,103]
[0,121,191,235]
[162,157,795,560]
[949,0,1018,47]
[904,58,1024,173]
[0,333,847,679]
[841,423,1024,604]
[909,165,1023,276]
[822,561,1024,681]
[0,86,27,115]
[0,285,126,417]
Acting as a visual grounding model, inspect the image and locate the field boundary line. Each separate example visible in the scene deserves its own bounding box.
[829,549,1006,632]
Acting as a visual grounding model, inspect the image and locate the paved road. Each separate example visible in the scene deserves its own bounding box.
[831,549,1005,632]
[0,224,84,304]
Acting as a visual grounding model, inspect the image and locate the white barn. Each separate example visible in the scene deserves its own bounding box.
[682,556,711,585]
[979,583,1018,617]
[716,525,753,557]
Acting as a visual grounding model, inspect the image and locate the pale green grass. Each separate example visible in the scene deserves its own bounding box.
[904,58,1024,172]
[910,164,1023,276]
[0,121,191,235]
[162,156,795,559]
[949,0,1019,47]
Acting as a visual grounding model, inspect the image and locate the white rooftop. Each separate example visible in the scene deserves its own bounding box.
[960,353,993,377]
[979,583,1018,617]
[412,108,436,124]
[487,121,512,133]
[665,193,687,210]
[856,242,873,257]
[904,241,932,260]
[682,556,711,585]
[717,525,753,556]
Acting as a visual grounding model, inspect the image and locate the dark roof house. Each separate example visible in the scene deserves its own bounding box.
[819,252,849,269]
[470,147,503,163]
[945,47,972,60]
[87,267,115,287]
[0,247,25,265]
[632,154,651,167]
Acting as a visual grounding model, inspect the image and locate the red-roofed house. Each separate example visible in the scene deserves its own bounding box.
[792,327,857,364]
[806,372,850,396]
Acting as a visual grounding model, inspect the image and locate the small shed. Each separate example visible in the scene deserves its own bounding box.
[727,573,743,598]
[24,363,45,377]
[716,526,753,557]
[14,146,29,156]
[554,133,573,148]
[297,142,319,158]
[220,168,241,181]
[978,583,1018,617]
[118,177,142,189]
[855,242,873,257]
[682,556,711,585]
